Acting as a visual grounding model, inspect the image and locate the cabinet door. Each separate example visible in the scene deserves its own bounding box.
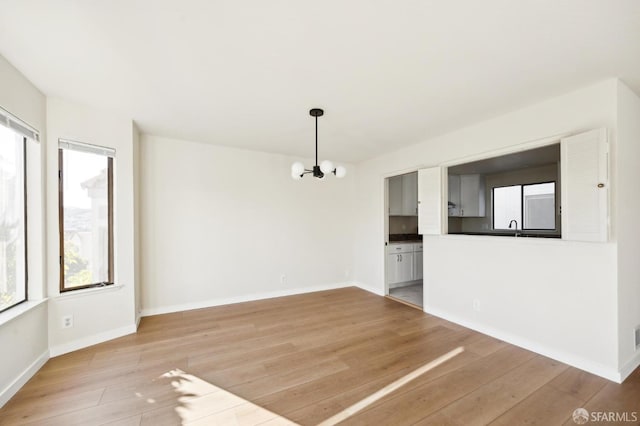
[418,167,444,235]
[561,128,608,242]
[386,254,400,285]
[448,174,461,216]
[397,253,414,283]
[460,174,486,217]
[414,251,423,280]
[388,175,403,215]
[402,172,418,216]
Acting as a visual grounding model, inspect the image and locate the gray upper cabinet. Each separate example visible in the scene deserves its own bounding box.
[401,172,418,216]
[389,172,418,216]
[388,175,404,215]
[448,174,461,216]
[448,174,485,217]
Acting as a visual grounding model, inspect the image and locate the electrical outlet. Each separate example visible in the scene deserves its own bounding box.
[62,315,73,329]
[345,269,350,278]
[280,274,286,285]
[635,327,640,350]
[473,300,481,312]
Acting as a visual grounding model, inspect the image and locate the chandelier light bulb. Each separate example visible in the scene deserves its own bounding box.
[291,161,305,176]
[335,166,347,178]
[320,160,334,174]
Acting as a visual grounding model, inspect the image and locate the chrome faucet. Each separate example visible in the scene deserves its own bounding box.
[508,220,520,237]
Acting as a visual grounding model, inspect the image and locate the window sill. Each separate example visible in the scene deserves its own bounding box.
[54,284,124,301]
[0,299,48,328]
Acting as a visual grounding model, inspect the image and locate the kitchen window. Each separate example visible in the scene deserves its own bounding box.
[0,125,27,313]
[493,182,556,231]
[59,140,114,292]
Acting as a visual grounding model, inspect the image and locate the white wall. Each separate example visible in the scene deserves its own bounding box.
[0,302,48,406]
[140,135,356,315]
[46,98,137,355]
[354,80,621,380]
[616,80,640,378]
[0,54,48,406]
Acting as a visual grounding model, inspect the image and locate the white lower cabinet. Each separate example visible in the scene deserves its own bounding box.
[414,244,423,280]
[398,252,414,283]
[386,242,422,285]
[386,253,413,285]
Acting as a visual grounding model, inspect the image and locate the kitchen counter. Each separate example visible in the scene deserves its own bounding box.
[389,234,422,242]
[448,231,561,239]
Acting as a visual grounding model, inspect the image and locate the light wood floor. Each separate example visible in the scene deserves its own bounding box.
[1,287,639,425]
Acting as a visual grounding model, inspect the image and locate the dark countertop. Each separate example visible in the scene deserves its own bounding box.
[448,232,561,239]
[389,234,423,242]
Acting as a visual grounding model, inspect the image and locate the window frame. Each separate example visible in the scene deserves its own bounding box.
[0,135,28,314]
[492,180,557,232]
[58,147,114,293]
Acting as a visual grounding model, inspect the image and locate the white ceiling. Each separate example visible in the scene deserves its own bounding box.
[1,1,639,163]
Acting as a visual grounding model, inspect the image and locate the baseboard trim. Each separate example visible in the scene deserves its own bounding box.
[0,349,49,408]
[140,282,355,317]
[353,282,385,296]
[619,351,640,382]
[424,304,621,383]
[49,324,137,357]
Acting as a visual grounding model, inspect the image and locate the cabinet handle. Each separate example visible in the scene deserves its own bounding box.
[400,254,403,262]
[597,183,605,188]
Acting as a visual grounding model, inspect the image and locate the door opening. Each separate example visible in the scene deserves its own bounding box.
[384,171,423,309]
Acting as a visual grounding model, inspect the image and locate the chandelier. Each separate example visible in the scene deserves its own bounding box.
[291,108,346,180]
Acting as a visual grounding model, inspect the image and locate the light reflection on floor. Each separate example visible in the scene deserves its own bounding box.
[318,346,465,426]
[161,369,298,425]
[163,346,463,425]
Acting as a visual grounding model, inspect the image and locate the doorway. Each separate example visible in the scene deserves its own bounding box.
[384,171,423,309]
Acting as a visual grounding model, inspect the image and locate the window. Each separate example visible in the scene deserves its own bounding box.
[493,182,556,231]
[0,126,27,313]
[59,140,114,292]
[493,185,521,230]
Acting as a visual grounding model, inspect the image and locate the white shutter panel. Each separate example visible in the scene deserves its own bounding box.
[561,128,609,242]
[418,166,444,235]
